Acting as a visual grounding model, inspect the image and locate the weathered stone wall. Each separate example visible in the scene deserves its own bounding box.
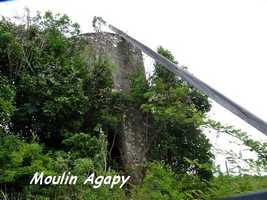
[82,32,146,183]
[82,32,144,91]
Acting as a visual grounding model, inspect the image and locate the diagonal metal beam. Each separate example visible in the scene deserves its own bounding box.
[94,17,267,136]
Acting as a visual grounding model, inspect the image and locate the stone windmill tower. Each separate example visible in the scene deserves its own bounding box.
[82,32,147,183]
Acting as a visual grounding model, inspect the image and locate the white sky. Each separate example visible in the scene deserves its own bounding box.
[1,0,267,143]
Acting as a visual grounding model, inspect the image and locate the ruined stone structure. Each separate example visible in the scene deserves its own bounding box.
[82,32,146,183]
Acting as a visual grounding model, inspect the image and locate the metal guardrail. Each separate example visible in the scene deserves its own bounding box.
[222,190,267,200]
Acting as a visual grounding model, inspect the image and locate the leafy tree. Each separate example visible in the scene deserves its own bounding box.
[139,47,213,179]
[206,119,267,172]
[0,132,56,195]
[0,12,116,198]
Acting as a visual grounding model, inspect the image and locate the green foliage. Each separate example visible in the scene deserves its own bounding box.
[0,12,119,199]
[128,69,148,107]
[133,162,267,200]
[154,46,177,88]
[206,119,267,171]
[63,132,108,170]
[133,162,211,200]
[63,133,103,158]
[0,75,15,127]
[207,175,267,199]
[0,11,265,200]
[139,47,213,179]
[0,132,55,184]
[0,12,115,150]
[133,162,183,200]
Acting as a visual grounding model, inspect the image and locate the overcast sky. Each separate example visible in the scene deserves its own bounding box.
[1,0,267,141]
